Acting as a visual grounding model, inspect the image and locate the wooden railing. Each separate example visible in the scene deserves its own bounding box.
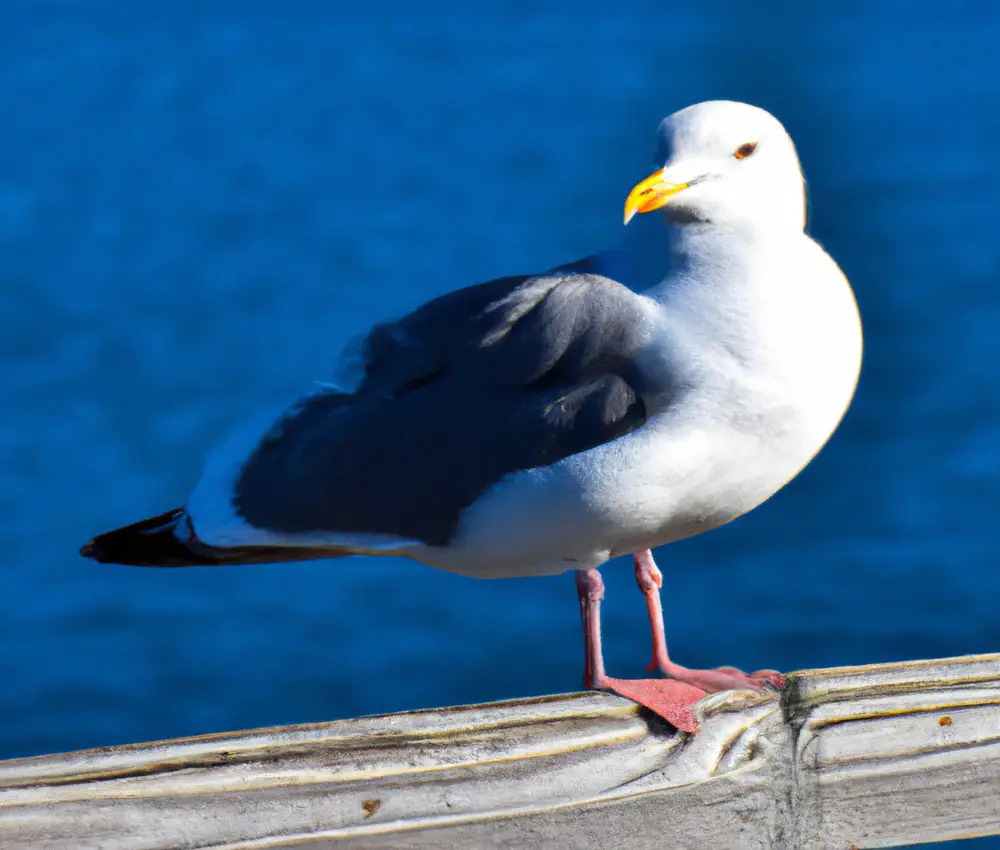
[2,653,999,849]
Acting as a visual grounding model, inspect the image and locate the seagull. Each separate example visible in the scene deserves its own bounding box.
[81,101,862,733]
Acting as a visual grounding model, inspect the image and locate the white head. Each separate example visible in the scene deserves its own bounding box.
[624,101,806,231]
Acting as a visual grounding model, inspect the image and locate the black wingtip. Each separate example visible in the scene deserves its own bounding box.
[80,508,353,568]
[78,508,192,566]
[80,539,105,560]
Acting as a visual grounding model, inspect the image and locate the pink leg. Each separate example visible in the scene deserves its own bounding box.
[576,568,705,733]
[634,549,786,692]
[577,573,595,689]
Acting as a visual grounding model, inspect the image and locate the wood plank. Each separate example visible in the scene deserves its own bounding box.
[1,653,998,849]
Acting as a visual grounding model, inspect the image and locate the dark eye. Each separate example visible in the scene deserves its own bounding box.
[734,142,758,160]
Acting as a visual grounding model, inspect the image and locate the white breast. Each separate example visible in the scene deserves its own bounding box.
[424,230,862,579]
[621,231,863,544]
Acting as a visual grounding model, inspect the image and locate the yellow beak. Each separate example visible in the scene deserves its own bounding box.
[623,170,689,225]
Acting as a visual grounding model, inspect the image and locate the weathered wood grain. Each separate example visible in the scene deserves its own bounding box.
[1,653,998,849]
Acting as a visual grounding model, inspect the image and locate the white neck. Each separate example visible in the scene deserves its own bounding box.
[609,214,804,304]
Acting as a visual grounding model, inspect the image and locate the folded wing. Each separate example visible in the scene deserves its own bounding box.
[232,263,661,546]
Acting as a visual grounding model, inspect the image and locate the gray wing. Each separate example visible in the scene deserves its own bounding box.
[233,260,659,546]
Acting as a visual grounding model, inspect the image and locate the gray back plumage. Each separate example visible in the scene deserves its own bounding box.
[233,261,656,545]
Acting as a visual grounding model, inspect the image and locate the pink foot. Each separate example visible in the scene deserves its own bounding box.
[596,675,706,733]
[576,567,705,732]
[632,550,787,696]
[660,663,786,693]
[750,669,787,689]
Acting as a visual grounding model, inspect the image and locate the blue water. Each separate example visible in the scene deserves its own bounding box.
[2,3,999,846]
